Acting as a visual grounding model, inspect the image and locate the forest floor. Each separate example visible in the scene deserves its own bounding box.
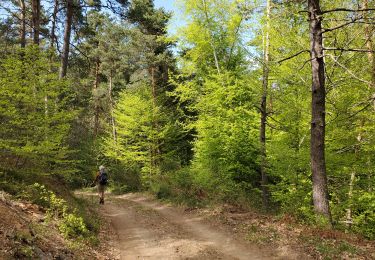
[1,190,374,259]
[78,192,375,260]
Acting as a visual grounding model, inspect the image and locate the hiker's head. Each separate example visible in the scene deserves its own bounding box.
[99,165,105,172]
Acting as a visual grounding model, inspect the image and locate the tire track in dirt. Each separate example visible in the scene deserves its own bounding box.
[100,193,278,260]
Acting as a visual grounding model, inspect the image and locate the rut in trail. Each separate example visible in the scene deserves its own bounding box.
[99,193,294,260]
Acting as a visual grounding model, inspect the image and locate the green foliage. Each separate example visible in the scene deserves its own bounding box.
[169,0,267,208]
[1,0,374,242]
[169,1,375,241]
[259,1,313,220]
[173,69,261,204]
[128,0,171,35]
[103,86,155,185]
[24,183,67,215]
[0,170,26,195]
[148,168,207,207]
[89,0,191,198]
[178,0,248,73]
[21,183,90,239]
[58,212,88,239]
[0,46,76,175]
[352,192,375,239]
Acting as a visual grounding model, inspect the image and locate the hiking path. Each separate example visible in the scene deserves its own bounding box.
[80,193,303,260]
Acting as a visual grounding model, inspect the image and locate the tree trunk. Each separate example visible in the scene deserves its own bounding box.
[363,0,375,109]
[202,0,220,74]
[308,0,332,225]
[108,70,117,142]
[93,59,100,136]
[50,0,59,50]
[363,0,375,82]
[260,0,271,210]
[31,0,40,45]
[150,66,157,174]
[345,170,355,227]
[151,66,156,111]
[19,0,26,48]
[59,0,74,79]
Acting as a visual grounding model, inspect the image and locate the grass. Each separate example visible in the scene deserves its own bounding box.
[299,234,362,260]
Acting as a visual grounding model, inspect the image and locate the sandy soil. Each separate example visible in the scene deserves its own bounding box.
[97,193,290,260]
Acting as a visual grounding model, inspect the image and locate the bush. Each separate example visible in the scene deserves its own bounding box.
[21,183,91,239]
[352,192,375,239]
[58,212,88,239]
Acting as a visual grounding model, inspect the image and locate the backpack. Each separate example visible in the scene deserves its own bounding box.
[99,171,108,185]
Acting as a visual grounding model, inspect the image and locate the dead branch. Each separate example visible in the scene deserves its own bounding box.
[327,54,373,85]
[277,50,310,64]
[322,8,375,14]
[324,47,375,52]
[322,17,363,33]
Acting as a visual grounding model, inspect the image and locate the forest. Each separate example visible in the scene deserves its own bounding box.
[0,0,374,253]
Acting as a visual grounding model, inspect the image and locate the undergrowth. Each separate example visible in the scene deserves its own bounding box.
[299,235,362,260]
[18,182,99,246]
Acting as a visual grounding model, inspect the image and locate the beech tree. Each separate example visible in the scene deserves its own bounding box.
[307,0,332,224]
[260,0,271,210]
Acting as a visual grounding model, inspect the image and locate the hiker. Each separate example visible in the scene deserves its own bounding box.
[94,165,108,204]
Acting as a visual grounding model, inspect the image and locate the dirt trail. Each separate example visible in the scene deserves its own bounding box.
[97,193,285,260]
